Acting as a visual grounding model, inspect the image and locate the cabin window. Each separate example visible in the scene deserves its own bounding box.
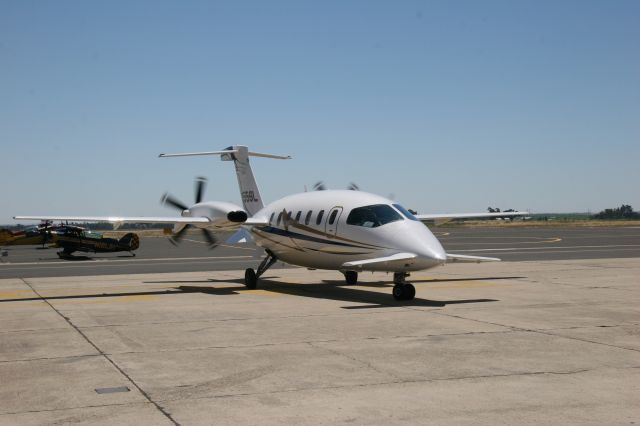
[305,210,312,225]
[393,204,419,221]
[295,211,302,223]
[269,212,275,224]
[316,210,325,225]
[277,212,283,226]
[346,204,403,228]
[328,209,338,225]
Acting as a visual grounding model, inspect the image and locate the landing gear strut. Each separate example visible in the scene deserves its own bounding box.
[392,272,415,301]
[343,271,358,285]
[245,250,277,289]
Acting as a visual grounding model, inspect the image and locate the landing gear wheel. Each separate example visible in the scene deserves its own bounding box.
[245,268,257,289]
[392,284,405,300]
[392,283,416,301]
[403,283,416,300]
[344,271,358,285]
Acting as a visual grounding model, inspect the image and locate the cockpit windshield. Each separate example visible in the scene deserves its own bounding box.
[346,204,403,228]
[393,204,419,221]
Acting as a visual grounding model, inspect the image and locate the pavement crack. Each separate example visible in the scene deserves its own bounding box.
[428,308,640,354]
[0,401,152,417]
[155,365,623,405]
[306,341,401,381]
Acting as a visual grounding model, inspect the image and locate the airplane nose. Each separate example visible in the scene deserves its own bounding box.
[403,224,447,267]
[417,244,447,265]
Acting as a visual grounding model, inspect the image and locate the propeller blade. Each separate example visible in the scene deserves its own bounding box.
[201,228,218,248]
[161,193,189,211]
[347,182,360,191]
[169,224,190,246]
[195,176,207,204]
[313,181,326,191]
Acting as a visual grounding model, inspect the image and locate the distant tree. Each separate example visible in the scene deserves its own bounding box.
[593,204,640,220]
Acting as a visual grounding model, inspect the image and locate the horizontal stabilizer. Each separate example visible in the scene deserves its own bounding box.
[158,150,291,160]
[342,252,417,271]
[446,253,501,263]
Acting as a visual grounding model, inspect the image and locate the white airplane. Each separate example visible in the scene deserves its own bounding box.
[15,146,527,301]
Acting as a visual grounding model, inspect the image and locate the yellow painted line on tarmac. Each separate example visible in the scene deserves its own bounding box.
[54,295,158,305]
[426,281,511,289]
[242,289,284,297]
[0,290,35,298]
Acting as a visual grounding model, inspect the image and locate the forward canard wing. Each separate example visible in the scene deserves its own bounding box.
[341,253,417,271]
[446,253,501,263]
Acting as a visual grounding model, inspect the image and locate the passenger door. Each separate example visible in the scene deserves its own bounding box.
[325,207,343,237]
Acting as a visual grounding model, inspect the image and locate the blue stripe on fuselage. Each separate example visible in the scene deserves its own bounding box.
[256,226,377,249]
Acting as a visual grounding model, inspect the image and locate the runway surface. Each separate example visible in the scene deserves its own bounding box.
[1,259,638,424]
[1,226,639,278]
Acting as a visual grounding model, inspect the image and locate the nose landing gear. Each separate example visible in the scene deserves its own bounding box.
[392,272,415,301]
[245,250,277,289]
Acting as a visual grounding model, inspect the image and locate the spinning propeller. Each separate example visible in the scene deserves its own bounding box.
[161,177,218,248]
[312,181,361,191]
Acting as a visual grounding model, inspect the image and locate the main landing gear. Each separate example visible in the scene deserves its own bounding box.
[245,250,277,290]
[392,272,415,301]
[343,271,358,285]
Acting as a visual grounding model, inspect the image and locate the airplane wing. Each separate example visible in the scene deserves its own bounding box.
[446,253,501,263]
[14,215,211,225]
[415,211,529,225]
[243,217,270,226]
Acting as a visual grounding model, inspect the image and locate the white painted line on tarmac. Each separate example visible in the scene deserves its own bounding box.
[452,244,640,253]
[0,255,253,267]
[0,259,255,271]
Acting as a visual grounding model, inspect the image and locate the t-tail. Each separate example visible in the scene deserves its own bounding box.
[159,145,291,216]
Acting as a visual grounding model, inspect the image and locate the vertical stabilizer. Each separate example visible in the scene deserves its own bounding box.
[159,146,291,216]
[221,146,263,215]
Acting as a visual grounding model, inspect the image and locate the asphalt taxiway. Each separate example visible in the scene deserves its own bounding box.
[0,226,639,425]
[1,226,639,278]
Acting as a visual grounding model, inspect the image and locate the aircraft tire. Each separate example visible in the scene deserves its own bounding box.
[404,283,416,300]
[392,283,415,301]
[392,284,404,300]
[245,268,258,289]
[344,271,358,285]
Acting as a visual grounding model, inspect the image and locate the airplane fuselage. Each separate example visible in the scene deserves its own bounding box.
[247,190,447,272]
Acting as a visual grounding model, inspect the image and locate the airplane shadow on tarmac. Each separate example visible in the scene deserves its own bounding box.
[142,275,516,308]
[0,276,521,308]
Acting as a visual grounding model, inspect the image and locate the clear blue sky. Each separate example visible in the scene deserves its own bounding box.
[2,0,639,224]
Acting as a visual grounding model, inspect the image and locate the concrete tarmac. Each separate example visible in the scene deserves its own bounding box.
[1,226,639,278]
[1,257,639,425]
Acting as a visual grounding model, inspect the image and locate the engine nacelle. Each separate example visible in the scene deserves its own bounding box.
[185,201,248,228]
